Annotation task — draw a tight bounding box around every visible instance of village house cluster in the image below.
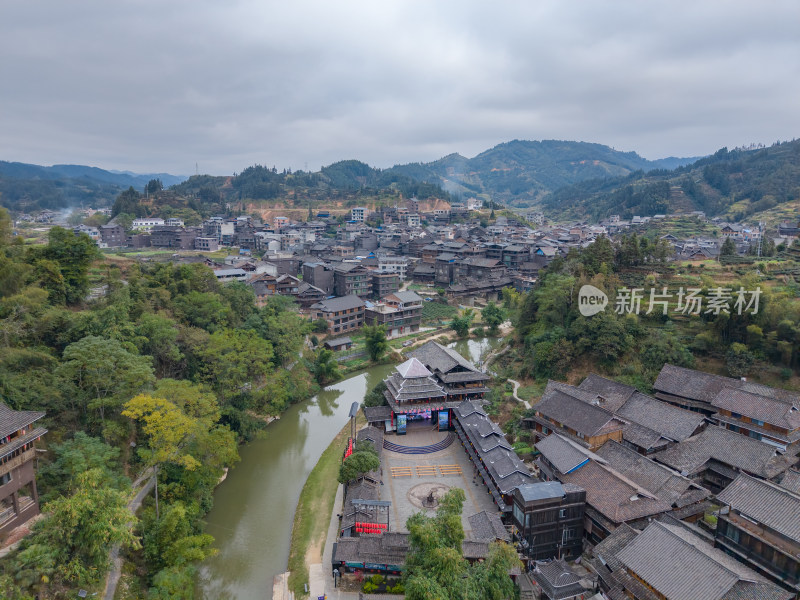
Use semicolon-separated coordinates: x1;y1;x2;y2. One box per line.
334;342;799;600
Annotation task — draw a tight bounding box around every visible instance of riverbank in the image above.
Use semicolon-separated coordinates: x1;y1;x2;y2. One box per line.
287;412;363;598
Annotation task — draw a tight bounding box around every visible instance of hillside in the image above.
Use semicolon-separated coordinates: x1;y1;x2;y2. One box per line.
0;161;187;212
387;140;698;206
541;140;800;223
1;139;698;214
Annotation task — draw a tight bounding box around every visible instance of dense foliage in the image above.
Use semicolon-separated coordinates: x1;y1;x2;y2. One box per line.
513;233;800;388
544;140;800;221
0;215;314;598
403;488;521;600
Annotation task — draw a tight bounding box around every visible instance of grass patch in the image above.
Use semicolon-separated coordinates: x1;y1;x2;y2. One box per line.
421;301;457;324
287;415;362;599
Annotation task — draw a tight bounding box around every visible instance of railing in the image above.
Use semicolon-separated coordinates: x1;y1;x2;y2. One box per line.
0;505;15;526
0;448;36;478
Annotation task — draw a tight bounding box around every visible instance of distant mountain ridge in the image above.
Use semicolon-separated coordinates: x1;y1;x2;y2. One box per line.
0;161;187;212
0;140;703;213
0;161;186;188
385;140;700;206
540;140;800;223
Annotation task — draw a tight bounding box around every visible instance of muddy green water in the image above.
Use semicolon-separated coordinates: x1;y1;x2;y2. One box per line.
196;336;503;599
196;363;395;600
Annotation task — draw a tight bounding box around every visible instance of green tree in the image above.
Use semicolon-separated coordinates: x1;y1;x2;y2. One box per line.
14;468;139;588
57;336;155;423
640;328;695;372
123;394;203;518
173;291;231;333
363;323;389;361
39;226;101;304
451;309;475;338
720;237;737;257
194;329;274;403
481;302;505;334
313;348;341;385
146;179;164;195
726;342;755;378
112;186;143;218
135;314;184;378
404;488;520;600
338;450;380;484
582;234;614;275
38;432;128;502
363;380;388;407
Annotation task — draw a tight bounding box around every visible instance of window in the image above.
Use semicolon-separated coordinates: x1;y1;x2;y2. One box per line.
0;473;10;486
512;503;524;527
752;419;764;427
559;509;567;519
726;525;741;544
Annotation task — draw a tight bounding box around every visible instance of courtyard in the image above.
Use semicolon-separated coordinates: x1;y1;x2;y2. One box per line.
378;420;501;535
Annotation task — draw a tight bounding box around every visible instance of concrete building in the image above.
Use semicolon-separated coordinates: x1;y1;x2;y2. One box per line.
310;295;366;335
511;482;586;562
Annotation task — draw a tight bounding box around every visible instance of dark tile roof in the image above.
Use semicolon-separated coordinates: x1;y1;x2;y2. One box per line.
778;469;800;494
654;364;800;407
311;294;365;312
454;400;485;419
468;510;511;542
531;559;585;600
333;533;409;565
461;540;490;560
534;385;623;438
617;392;706;442
621;421;669;453
652;426;798;480
408;341;481;375
0;403;45;439
325;336;352;347
0;426;48;461
559;460;672;524
363;405;393;422
616;521;789;600
590;522;639;572
716;473;800;544
578;374;637;412
535;433;599;474
391;290;422;304
595;441;710;507
385;372;446;403
711;387;800;431
356;426;384;456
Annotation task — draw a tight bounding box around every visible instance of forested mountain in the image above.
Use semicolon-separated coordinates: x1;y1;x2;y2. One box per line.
386;140;698;206
541;140;800;222
0;161;186;212
1;139;697;214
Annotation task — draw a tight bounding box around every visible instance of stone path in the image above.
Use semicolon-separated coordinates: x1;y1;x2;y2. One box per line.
507;378;531;409
102;467;155;600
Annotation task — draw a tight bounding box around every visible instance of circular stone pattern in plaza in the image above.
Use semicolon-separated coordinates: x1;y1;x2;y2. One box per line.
407;482;451;510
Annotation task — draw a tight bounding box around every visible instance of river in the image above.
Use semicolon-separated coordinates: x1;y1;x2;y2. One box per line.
196;362;395;600
196;336;503;599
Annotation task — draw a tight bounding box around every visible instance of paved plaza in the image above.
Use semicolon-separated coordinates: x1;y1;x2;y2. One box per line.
379;420;500;536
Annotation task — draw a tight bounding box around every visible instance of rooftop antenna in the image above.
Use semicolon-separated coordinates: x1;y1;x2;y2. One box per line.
196;162;199;176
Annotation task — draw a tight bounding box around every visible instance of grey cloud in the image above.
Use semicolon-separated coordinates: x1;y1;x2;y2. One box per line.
1;0;798;174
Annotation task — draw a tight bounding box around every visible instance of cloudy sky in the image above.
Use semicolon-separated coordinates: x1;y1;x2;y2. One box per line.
2;1;799;175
